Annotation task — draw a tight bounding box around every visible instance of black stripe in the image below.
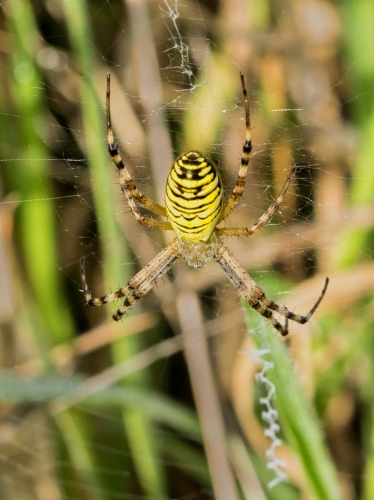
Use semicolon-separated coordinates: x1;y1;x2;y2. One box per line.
169;188;221;202
167;193;221;211
170;205;222;222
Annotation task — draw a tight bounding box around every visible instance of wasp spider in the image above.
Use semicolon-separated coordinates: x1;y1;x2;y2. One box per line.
80;73;328;336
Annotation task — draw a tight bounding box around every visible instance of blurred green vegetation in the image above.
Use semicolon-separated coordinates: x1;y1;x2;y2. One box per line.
0;0;374;499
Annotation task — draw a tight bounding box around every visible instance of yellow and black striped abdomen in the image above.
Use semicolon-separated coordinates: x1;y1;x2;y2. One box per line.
165;151;223;242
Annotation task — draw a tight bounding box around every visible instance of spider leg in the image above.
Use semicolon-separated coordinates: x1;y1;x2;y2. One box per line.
216;166;296;237
252;301;290;336
262;277;329;326
80;240;180;318
214;244;328;336
218;72;252;223
113;242;180;320
106;73;171;230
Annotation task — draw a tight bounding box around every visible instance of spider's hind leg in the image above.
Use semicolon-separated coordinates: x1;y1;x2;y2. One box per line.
252;300;290;336
214;244;328;336
80;240;180;319
113;278;155;321
262;277;329;326
80;256;133;307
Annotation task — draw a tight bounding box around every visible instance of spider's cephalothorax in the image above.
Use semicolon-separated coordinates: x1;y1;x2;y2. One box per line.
80;72;328;335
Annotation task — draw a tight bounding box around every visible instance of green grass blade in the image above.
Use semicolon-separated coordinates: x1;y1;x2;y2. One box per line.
0;371;201;441
332;0;374;268
55;410;105;500
6;0;74;345
61;2;168;495
246;307;342;500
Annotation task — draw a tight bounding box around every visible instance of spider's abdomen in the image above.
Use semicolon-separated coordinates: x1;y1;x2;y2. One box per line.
165;151;223;242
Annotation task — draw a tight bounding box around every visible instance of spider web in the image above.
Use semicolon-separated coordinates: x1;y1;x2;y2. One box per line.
0;0;369;499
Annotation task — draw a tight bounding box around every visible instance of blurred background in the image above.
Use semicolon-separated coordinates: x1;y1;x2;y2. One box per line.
0;0;374;498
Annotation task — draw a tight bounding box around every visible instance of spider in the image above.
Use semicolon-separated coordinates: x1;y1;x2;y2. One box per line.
80;72;328;336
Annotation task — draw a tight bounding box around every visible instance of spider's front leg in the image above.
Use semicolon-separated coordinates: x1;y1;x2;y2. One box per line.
218;72;252;223
106;73;172;231
80;240;180;320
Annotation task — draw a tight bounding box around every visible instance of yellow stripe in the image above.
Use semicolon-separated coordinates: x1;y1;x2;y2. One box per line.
165;151;223;242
